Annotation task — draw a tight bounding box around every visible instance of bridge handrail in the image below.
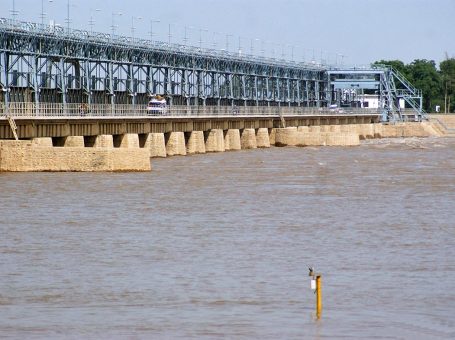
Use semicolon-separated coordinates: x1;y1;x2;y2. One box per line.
0;102;381;118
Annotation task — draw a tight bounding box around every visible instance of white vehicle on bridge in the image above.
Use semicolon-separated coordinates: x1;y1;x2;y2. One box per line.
147;95;167;115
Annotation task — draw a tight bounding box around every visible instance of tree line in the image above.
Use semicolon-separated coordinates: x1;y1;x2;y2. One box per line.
372;58;455;113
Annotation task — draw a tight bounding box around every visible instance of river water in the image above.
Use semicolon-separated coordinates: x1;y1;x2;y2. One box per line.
1;137;455;339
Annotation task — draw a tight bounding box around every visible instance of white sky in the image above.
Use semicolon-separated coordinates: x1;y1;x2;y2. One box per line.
6;0;455;67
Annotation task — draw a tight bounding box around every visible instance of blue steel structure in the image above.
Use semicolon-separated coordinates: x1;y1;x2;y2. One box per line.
0;18;424;121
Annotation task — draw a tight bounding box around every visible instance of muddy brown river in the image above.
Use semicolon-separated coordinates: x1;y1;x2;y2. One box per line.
1;137;454;338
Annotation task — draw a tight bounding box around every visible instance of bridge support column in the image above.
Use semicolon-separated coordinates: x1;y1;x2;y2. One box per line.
256;128;270;148
116;134;140;148
269;128;276;145
31;137;53;147
94;135;114;148
241;128;257;149
186;131;206;154
205;129;225;152
275;127;298;147
145;133;166;158
166;132;186;156
224;129;241;151
373;123;383;138
63;136;85;147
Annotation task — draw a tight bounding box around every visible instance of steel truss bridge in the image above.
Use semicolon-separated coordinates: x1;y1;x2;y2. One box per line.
0;18;425;122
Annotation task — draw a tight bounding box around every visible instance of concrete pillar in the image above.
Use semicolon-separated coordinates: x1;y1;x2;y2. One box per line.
224;129;241;151
269;128;276;145
94;135;114;148
205;129;225;152
64;136;85;147
373;123;383;138
166;132;186;156
119;133;140;148
256;128;270;148
145;133;166;158
275;127;297;147
32;137;53;147
186;131;206;154
241;128;257;149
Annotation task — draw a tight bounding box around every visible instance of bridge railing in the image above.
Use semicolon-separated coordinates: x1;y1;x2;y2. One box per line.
0;102;381;117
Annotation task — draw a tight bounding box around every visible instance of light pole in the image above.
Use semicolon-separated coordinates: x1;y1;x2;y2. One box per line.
168;23;174;45
250;38;260;56
131;16;142;39
199;28;208;49
212;31;221;49
10;0;19;21
111;11;122;37
184;25;193;45
65;0;70;31
40;0;54;26
149;19;160;41
225;34;232;52
89;8;100;33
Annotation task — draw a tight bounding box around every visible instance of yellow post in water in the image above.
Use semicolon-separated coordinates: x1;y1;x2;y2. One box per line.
316;274;322;319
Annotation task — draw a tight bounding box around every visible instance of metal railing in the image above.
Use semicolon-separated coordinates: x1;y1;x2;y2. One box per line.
0;102;381;118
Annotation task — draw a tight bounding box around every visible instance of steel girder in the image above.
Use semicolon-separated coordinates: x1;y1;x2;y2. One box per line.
0;18;328;109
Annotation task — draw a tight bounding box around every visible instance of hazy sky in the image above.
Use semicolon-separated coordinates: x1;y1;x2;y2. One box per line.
6;0;455;67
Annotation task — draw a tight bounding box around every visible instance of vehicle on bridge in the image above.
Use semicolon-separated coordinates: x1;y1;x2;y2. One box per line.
147;95;167;115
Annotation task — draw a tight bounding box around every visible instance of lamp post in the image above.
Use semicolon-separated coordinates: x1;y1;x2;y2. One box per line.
40;0;54;26
111;11;122;37
10;0;19;21
149;19;160;41
168;23;175;45
89;8;100;33
250;38;260;56
225;34;232;52
199;28;208;49
184;25;193;45
65;0;71;31
131;16;142;39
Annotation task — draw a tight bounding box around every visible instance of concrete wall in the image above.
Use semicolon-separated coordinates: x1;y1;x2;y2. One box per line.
0;140;150;172
0;121;445;172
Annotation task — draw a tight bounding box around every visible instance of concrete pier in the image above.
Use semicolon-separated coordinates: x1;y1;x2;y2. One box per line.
32;137;53;147
94;134;114;148
205;129;225;152
269;128;277;146
275;127;298;147
0;113;447;172
256;128;271;148
0;140;150;172
186;131;206;154
166;132;186;156
146;133;166;158
63;136;85;147
118;133;140;148
241;128;257;149
224;129;241;151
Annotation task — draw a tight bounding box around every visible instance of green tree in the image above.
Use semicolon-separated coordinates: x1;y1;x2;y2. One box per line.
407;59;442;111
440;58;455;113
372;59;410;79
